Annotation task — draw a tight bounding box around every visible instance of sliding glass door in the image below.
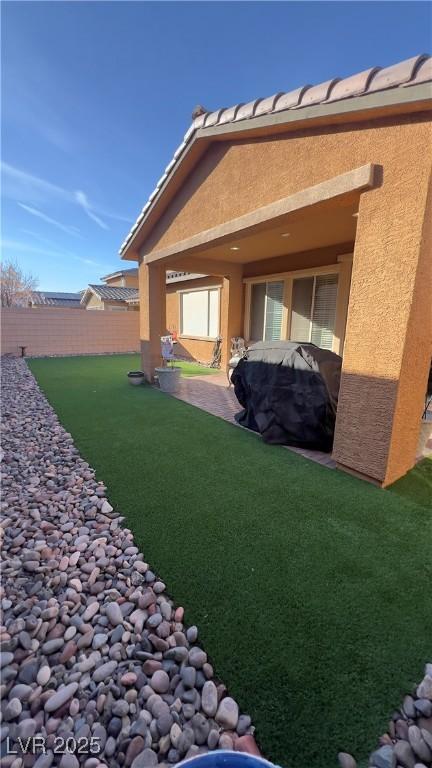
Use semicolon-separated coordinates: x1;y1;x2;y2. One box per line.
248;272;339;351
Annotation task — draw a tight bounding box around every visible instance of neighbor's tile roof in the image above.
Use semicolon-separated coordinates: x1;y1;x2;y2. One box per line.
119;54;432;257
100;267;138;281
31;291;82;307
86;285;139;301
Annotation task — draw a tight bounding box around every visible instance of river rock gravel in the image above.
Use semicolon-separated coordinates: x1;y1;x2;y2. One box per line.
0;356;259;766
338;677;432;766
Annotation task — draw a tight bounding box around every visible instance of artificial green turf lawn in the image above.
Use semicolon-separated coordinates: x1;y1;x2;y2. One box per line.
131;356;218;377
28;354;432;768
387;456;432;510
171;360;219;377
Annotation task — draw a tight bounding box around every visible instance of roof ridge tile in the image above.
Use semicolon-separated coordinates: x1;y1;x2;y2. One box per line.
294;78;341;108
255;92;285;117
218;103;245;124
403;55;432;87
235;98;265;122
325;67;381;103
273;85;312;113
367;54;427;93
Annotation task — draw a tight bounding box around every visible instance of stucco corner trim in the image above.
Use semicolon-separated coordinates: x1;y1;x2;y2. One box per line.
143;163;379;265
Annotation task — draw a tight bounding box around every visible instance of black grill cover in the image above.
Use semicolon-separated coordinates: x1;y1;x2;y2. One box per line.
231;341;342;452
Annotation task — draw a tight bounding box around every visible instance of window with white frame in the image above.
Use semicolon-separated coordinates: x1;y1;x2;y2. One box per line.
249;281;284;342
180;288;219;338
290;273;338;350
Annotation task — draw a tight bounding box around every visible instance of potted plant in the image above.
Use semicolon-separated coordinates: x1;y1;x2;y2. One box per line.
155;335;181;393
155;359;181;393
127;370;145;386
417;364;432;456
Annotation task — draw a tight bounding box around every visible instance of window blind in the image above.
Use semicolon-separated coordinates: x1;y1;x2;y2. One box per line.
264;281;284;341
250;283;266;341
290;277;313;341
181;289;219;337
310;274;338;350
250;281;284;341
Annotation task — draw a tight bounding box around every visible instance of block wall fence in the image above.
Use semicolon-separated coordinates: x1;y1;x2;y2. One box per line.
1;307;140;357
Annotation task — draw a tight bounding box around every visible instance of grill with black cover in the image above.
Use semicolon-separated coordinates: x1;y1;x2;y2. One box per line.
231;341;342;452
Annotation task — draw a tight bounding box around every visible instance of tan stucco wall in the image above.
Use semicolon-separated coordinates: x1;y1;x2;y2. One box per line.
85;293;137;312
105;274;139;288
1;307;140;357
142;115;431;254
332;156;431;485
86;293;104;309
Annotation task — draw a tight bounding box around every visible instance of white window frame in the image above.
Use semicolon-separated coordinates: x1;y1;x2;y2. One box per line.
178;285;221;340
244;261;351;354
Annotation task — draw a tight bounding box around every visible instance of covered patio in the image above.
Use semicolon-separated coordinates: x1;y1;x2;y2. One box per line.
132;162;429;488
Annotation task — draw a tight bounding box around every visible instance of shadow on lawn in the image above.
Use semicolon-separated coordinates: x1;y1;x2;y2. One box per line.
388;457;432;510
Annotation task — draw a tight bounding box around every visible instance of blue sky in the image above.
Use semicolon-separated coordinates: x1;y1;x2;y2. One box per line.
2;1;431;292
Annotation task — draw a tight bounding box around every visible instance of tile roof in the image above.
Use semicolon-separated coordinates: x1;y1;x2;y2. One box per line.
120;54;431;257
100;267;138;281
31;291;82;307
84;285;139;301
81;273;205;307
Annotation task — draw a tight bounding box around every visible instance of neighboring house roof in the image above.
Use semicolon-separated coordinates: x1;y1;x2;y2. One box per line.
31;291;83;308
100;267;138;281
119;54;432;258
81;273;207;307
81;285;139;305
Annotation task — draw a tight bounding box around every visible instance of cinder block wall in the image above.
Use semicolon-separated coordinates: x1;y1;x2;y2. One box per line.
1;307;140;357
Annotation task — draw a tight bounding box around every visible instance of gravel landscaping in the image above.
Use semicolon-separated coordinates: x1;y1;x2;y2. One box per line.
2;354;431;768
0;356;258;766
339;664;432;767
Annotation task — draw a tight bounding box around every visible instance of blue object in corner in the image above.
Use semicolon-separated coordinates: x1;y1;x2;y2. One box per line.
178;750;281;768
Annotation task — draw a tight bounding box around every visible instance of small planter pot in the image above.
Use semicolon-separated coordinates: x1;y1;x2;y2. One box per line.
127;371;145;386
417;418;432;456
155;366;181;394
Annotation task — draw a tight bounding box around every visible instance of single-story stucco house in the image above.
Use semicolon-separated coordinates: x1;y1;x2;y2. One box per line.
119;54;432;488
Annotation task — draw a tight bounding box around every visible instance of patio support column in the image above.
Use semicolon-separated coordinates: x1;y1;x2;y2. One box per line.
332;171;431;487
220;266;244;368
139;260;166;382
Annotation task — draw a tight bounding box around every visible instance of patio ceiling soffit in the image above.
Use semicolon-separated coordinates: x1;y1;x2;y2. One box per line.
141;163;378;267
119;54;431;261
